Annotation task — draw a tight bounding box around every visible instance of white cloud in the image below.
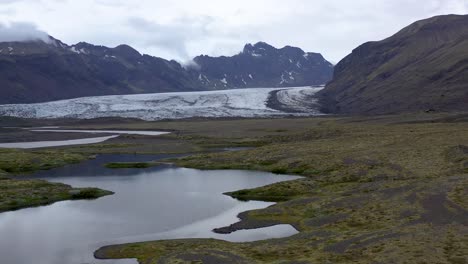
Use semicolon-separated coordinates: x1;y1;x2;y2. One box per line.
1;0;467;62
125;15;259;61
126;16;214;60
0;21;50;42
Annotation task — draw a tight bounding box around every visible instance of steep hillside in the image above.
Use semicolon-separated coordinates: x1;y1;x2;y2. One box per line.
318;15;468;114
0;39;333;104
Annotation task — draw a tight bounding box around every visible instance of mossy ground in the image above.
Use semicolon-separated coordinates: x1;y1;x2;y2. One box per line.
0;148;87;174
0;148;111;211
92;114;468;264
0;177;113;212
1;114;467;263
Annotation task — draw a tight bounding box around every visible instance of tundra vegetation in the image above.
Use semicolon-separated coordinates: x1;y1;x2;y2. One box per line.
0;149;112;212
0;114;467;263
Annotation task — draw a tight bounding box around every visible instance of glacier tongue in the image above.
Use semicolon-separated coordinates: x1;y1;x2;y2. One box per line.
0;86;324;121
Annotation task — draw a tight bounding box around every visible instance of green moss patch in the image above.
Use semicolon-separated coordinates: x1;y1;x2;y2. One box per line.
0;178;113;212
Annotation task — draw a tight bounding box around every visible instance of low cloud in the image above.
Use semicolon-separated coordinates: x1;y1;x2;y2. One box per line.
127;16;216;61
0;22;50;42
1;0;466;62
181;59;201;70
125;15;258;62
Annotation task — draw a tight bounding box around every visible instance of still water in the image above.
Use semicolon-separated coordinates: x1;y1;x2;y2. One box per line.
0;129;169;149
29;129;170;136
0;154;300;264
0;135;119;149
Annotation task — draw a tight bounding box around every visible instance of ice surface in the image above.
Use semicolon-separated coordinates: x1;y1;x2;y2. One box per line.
0;87;325;121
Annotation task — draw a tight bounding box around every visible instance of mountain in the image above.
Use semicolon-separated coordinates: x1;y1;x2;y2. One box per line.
193;42;333;89
0;38;333;104
0;37;204;104
318;14;468;114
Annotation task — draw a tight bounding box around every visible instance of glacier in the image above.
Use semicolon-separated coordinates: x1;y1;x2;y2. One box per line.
0;86;324;121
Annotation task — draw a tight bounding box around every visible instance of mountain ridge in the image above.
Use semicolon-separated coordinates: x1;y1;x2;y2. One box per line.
194;42;333;89
0;38;333;104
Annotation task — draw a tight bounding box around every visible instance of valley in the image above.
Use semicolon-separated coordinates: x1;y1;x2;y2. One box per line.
0;10;467;264
0;113;466;263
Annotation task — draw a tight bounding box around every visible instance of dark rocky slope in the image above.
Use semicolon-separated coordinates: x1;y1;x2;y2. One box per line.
318;15;468;114
194;42;333;89
0;38;203;104
0;39;333;104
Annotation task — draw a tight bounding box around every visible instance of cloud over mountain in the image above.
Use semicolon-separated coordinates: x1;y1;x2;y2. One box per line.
0;21;50;43
1;0;467;62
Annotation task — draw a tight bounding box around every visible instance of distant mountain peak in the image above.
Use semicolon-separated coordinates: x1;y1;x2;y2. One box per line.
242;42;310;58
113;44;141;59
280;45;306;56
72;42;106;50
194;42;333;89
47;36;67;47
243;42;276;56
0;35;68;55
252;41;275;50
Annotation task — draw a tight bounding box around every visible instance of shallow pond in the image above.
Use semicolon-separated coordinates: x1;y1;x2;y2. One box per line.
0;154;300;264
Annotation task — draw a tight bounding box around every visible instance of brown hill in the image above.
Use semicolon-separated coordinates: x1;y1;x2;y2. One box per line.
318;14;468;114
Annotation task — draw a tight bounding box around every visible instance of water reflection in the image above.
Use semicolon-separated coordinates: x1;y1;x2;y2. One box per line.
0;155;300;264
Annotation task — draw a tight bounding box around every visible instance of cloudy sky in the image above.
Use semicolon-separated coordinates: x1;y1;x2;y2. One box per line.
0;0;466;63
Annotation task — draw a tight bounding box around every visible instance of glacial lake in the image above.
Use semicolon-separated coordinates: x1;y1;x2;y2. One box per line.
0;154;301;264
